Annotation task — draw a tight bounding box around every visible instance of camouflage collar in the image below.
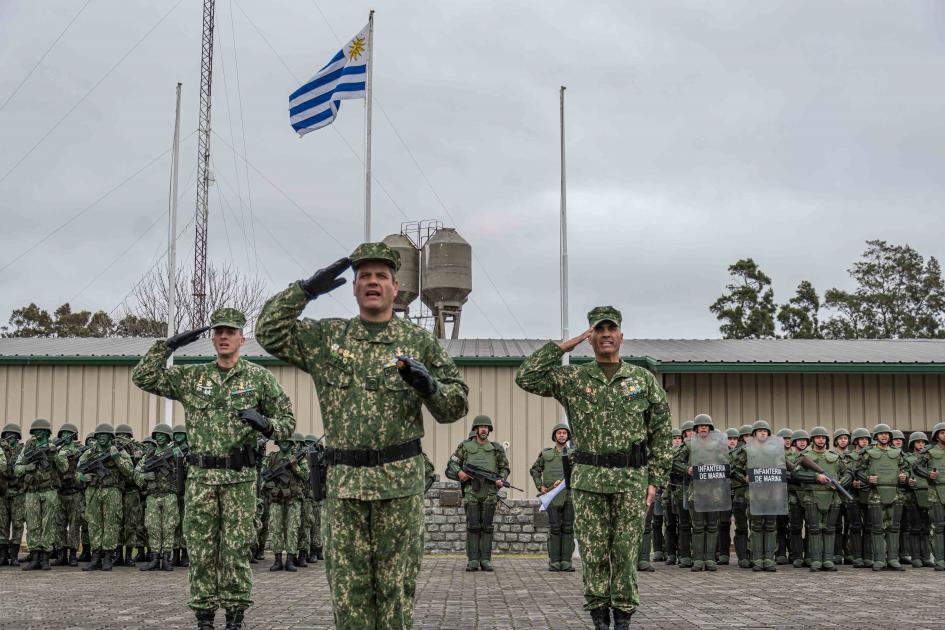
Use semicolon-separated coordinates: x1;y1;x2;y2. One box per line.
346;316;402;343
583;359;636;384
208;357;249;384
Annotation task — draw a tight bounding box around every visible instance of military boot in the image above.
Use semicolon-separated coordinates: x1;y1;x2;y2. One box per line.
39;550;50;570
119;545;133;567
172;548;181;566
161;550;174;571
140;552;161;571
589;607;610;630
180;548;190;567
612;608;633;630
637;529;654;572
77;545;91;562
560;533;576;572
284;553;298;572
9;544;20;567
68;548;78;567
255;546;266;561
102;549;114;571
48;548;64;566
307;549;318;563
690;531;705;571
135;546;147;563
249;546;257;564
269;552;284;572
295;549;308;568
0;544;7;566
465;530;480;571
224;609;244;630
704;528;719;571
886;532;905;571
314;546;323;560
21;549;41;571
479;519;495;572
82;549;102;571
547;532;561;571
750;529;765;571
195;609;215;630
920;534;934;567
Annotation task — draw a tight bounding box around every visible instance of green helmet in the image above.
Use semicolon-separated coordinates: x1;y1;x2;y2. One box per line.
809;426;830;439
151;423;173;438
725;428;739;439
671;428;682;438
739;424;754;437
680;420;694;433
777;428;793;439
115;423;134;437
931;422;945;441
29;418;52;433
471;415;493;431
58;422;79;436
143;437;157;446
1;422;21;437
890;429;905;441
752;420;772;434
292;432;305;443
833;428;851;444
871;423;892;438
172;424;187;435
550;422;571;441
693;414;714;430
851;427;870;441
908;432;929;447
304;434;317;442
791;429;811;443
94;423;115;436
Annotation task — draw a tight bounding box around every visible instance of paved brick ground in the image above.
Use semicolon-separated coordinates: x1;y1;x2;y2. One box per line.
0;554;941;629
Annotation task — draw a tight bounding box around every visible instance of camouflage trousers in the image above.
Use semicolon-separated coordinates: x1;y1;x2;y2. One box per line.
121;489;144;547
183;480;255;613
85;486;122;550
268;499;300;555
324;494;424;630
297;498;312;553
2;493;26;548
0;494;11;545
25;490;59;551
175;494;186;549
57;491;84;550
145;493;180;552
312;501;322;549
573;488;646;613
255;495;270;552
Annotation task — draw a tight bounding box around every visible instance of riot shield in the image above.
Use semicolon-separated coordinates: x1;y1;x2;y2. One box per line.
746;436;788;516
690;430;732;512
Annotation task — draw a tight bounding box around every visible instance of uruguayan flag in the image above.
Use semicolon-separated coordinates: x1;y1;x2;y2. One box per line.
289;24;370;136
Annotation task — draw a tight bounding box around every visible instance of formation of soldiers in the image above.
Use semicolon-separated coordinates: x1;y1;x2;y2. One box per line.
644;416;945;573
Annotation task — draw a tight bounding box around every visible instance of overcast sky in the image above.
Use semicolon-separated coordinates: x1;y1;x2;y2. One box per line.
2;1;944;340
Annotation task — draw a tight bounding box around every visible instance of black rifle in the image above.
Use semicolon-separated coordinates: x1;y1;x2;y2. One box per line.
797;455;854;501
140;451;177;475
21;445;56;467
461;464;523;492
261;458;295;485
78;451;113;477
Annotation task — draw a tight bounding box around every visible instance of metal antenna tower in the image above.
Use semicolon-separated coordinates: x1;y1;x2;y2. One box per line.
191;0;216;329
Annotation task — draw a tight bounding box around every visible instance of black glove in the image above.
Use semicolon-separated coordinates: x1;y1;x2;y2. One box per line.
239;409;273;438
167;326;211;350
300;257;351;300
396;356;437;398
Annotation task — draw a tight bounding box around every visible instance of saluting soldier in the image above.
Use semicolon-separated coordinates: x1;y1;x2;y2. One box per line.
133;307;296;630
530;422;575;572
255;244;468;629
516;306;672;630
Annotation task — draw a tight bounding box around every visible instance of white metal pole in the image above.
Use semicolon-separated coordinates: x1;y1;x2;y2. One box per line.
560;86;569;360
363;10;374;242
164;82;182;427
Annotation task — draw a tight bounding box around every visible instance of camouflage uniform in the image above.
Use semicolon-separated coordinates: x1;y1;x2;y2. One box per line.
515;306;672;621
854;424;910;570
669;424;694;567
904;432;932;568
0;441;7;563
255;244;468;630
172;426;190;565
132;308;296;617
15;429;69;561
116;426;146;564
78;428;134;563
916;423;945;570
447;417;510;572
530;423;575;572
1;424;23;565
56;427;86;565
262;447;309;563
134;440;181;558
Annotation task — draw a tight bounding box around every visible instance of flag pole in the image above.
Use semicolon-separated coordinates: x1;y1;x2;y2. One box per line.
165;81;183;428
363;10;375;242
559;85;569;421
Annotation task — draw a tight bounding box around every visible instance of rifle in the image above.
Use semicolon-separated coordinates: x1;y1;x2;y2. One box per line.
261;457;295;485
461;464;523;492
78;451;114;478
797;455;854;501
140;450;177;475
21;444;57;467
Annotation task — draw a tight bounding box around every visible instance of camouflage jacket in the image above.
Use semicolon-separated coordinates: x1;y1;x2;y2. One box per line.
14;438;68;492
77;444;134;488
255;282;469;501
2;442;23;495
261;450;310;502
515;341;673;493
134;444;179;496
58;441;86;493
132;340;296;486
0;444;6;493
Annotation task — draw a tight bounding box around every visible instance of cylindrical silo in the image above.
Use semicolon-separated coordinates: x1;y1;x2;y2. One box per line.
421;228;471;337
382;233;420;312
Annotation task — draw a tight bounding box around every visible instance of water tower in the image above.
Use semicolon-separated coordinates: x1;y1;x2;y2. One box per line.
421;228;472;339
381;233;420;315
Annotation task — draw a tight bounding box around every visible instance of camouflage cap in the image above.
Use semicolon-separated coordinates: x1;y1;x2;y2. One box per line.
350;242;401;272
209;307;246;330
587;306;621;329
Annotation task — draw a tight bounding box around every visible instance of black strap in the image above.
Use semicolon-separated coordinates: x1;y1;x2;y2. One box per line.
572;444;648;469
187;445;256;471
325;439;422;468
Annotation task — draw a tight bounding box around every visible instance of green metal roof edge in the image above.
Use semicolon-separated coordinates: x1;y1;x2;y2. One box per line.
0;354;942;374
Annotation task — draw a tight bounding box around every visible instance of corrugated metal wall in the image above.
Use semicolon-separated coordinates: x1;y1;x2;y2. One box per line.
3;364;944;498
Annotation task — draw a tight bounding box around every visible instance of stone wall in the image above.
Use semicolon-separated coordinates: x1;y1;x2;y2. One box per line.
423;481;549;554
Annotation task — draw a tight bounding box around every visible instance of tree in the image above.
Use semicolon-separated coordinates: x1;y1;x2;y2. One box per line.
119;262;266;335
2;303;116;338
709;258;777;339
823;240;945;339
777;280;822;339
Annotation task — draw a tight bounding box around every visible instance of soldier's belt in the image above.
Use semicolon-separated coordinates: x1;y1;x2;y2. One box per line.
324;439;422;468
187;445;256;471
572;445;647;469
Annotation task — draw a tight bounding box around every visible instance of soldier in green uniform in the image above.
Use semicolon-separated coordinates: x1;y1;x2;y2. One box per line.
304;434;325;563
3;424;27;567
663;427;684;565
15;418;69;570
133;307;296;630
675;414;726;573
262;434;310;572
0;433;7;564
516;306;672;630
732;424;753;568
255;245;468;630
916;422;945;570
114;424;146;566
54;423;84;567
530;422;574;572
0;424;13;566
855;423;909;571
289;432;311;569
134;423;182;571
670;420;695;568
446;416;510;572
831;428;853;565
732;420;782;571
716;427;740;565
171;424;190;567
799;426;849;571
904;431;932;568
78;423;133;571
889;429;912;565
773;428;793;563
786;429;814;568
849;427;873;567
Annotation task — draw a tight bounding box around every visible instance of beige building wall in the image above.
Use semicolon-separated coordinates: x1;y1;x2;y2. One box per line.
3;363;944;498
